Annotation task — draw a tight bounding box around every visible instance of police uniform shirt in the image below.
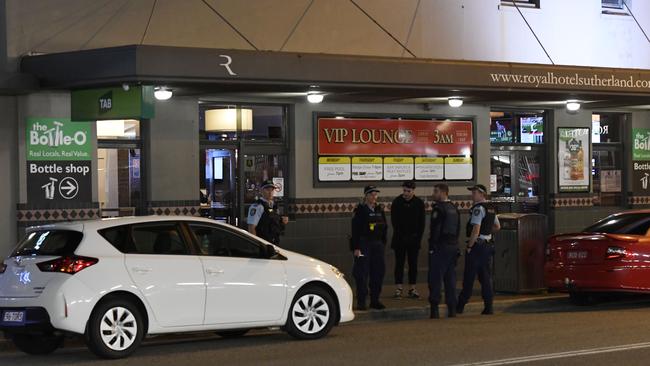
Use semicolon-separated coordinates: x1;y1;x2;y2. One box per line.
247;198;274;226
470;204;500;240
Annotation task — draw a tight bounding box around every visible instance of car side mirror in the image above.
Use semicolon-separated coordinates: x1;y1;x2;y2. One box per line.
264;244;277;258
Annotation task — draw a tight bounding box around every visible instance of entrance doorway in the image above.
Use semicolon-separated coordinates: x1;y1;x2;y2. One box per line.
490;148;544;213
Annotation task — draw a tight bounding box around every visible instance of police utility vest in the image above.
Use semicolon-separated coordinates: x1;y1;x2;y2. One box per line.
357;203;387;241
465;202;496;238
432;201;460;244
256;199;283;244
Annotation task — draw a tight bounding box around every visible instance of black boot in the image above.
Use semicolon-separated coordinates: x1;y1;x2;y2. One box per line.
430;305;440;319
456;301;465;314
481;302;493;315
447;306;457;318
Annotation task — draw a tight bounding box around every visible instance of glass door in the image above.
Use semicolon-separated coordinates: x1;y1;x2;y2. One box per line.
200;147;238;224
98;147;143;217
490;148;545;213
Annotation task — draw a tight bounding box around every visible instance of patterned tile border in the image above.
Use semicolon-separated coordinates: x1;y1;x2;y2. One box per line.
550;196;595;208
147;206;201;216
629;196;650;205
288;197;474;217
17;208;102;224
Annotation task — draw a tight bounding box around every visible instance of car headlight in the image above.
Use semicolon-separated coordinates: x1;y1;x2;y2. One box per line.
331;266;343;278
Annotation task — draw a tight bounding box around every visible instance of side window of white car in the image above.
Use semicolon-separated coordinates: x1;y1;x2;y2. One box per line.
131;223;191;255
188;224;263;259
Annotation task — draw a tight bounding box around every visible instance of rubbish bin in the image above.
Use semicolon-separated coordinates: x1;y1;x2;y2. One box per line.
493;213;547;293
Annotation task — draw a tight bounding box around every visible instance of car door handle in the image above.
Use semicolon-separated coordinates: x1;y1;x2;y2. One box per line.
131;267;152;274
206;269;224;275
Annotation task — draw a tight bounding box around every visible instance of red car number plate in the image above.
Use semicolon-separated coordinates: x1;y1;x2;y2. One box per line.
567;251;588;259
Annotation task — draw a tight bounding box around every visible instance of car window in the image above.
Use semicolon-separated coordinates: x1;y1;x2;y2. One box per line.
131;223;190;255
98;225;130;252
188;224;263;259
583;213;650;234
625;218;650;236
12;230;83;257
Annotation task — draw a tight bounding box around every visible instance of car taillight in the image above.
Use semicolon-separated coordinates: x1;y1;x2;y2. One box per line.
37;256;98;274
0;262;6;274
605;246;628;260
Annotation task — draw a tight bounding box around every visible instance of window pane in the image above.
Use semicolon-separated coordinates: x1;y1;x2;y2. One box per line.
131;223;189;255
199;104;285;141
584;213;647;234
98;225;130;253
97;119;140;140
12;230;83;257
228;236;263;258
188;224;231;257
602;0;624;9
592;148;622;206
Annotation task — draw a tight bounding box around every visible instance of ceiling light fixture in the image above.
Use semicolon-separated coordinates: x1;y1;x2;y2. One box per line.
566;100;581;111
307;91;324;104
448;97;463;108
154;86;173;101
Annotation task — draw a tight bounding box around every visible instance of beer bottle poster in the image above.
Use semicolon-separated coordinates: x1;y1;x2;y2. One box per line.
557;127;590;192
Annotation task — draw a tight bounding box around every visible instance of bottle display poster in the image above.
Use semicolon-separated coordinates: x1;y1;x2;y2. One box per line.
557;127;590;192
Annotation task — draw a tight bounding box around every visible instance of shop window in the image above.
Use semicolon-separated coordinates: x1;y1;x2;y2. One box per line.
592;113;624;206
501;0;540;8
199;104;286;141
490;111;545;144
97;119;140;140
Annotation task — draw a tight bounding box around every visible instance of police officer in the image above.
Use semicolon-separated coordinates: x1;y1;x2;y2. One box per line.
351;185;387;310
390;181;425;299
428;183;460;319
247;179;289;244
456;184;501;315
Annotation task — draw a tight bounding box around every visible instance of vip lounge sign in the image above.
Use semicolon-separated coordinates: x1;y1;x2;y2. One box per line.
26;118;92;204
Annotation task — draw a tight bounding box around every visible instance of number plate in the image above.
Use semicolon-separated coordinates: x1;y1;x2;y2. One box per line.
2;311;25;324
567;251;588;260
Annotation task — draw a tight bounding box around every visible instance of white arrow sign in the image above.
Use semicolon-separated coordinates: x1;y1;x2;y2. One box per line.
58;177;79;199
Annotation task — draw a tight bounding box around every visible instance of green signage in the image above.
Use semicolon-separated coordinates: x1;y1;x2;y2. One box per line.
26;118;92;161
633;128;650;161
71;85;155;121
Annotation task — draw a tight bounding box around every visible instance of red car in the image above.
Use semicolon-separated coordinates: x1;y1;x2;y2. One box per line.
545;210;650;304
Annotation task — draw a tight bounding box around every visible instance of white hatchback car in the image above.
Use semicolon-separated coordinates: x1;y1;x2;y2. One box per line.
0;216;354;358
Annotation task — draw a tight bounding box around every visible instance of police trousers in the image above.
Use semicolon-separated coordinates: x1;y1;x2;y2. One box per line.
458;239;494;306
353;239;385;305
428;244;458;308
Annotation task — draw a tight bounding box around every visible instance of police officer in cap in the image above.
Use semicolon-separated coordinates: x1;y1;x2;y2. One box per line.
456;184;500;315
351;185;387;310
247;179;289;244
428;183;460;319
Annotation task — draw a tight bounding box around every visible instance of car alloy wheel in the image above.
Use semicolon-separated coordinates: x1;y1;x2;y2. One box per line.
100;306;138;351
85;298;144;359
292;294;330;334
286;285;336;340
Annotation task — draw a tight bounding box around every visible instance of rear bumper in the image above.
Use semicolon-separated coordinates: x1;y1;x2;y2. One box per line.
545;262;650;292
0;307;55;334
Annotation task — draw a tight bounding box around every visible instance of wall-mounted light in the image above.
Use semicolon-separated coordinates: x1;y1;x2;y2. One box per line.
205;108;253;131
154;86;173;101
448;97;463;108
566;100;581;112
307;91;324;104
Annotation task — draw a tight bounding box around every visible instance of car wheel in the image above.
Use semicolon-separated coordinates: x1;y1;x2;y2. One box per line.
10;333;63;355
215;329;250;338
85;298;144;359
285;286;336;340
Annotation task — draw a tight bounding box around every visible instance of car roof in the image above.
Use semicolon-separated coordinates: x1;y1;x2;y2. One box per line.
28;216;238;232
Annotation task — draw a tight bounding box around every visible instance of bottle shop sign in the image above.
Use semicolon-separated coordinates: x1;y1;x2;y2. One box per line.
557;127;590;193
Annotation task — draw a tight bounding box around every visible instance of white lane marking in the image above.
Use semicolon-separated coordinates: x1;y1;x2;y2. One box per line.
448;342;650;366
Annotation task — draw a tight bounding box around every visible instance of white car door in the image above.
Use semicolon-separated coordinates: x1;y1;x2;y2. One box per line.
187;223;287;325
124;222;206;327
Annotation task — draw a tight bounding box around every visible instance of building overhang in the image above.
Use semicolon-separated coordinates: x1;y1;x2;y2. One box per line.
20;45;650;108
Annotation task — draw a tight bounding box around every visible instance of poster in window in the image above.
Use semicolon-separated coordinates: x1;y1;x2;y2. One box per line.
520;116;544;144
600;170;621;193
557;127;590;192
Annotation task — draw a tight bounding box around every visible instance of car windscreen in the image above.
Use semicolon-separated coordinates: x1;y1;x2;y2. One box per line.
11;230;83;257
583;213;650;234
